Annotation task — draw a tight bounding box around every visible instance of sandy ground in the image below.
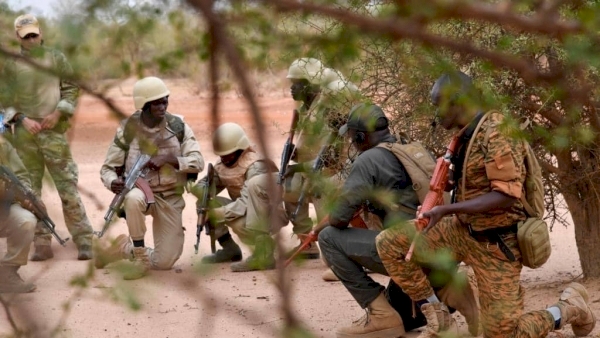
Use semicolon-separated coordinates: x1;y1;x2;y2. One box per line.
1;78;599;338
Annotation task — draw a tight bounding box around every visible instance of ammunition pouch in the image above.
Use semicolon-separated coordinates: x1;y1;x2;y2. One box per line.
517;217;551;269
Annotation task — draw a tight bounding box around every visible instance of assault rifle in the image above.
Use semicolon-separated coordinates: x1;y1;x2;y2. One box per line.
195;163;216;254
290;132;337;221
285;210;367;267
96;153;152;238
278;109;300;185
0;165;70;246
405;129;465;261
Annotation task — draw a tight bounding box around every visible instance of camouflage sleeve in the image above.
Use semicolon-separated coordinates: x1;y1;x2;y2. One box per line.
483;114;525;199
54;50;79;117
100;126;126;190
177;124;204;173
0;137;32;190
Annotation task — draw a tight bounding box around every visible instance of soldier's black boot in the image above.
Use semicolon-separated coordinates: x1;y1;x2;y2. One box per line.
201;234;242;264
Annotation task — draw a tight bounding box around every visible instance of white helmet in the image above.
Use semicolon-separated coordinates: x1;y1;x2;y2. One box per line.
286;58;324;84
213;122;250;156
133;77;170;110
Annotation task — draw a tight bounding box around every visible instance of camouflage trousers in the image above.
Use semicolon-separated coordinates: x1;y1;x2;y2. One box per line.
12;126;93;247
375;216;555;338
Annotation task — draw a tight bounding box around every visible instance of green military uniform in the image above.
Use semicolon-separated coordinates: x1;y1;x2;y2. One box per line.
1;46;94;251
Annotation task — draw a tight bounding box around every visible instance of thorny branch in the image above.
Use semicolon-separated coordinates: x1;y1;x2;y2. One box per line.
186;0;303;333
0;47;128;121
268;0;597;111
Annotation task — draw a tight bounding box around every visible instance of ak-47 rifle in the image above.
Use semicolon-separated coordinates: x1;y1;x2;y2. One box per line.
96;153;152;238
0;165;70;246
277;109;300;185
290;132;337;221
195;163;215;254
404;129;464;261
285;210;367;267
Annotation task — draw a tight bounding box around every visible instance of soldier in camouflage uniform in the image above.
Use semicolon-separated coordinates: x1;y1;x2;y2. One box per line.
0;136;37;293
1;14;93;261
191;122;284;272
283;58;362;275
319;103;479;338
376;71;596;337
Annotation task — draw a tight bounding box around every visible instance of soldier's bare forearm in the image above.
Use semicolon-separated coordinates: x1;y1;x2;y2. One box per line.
440;191;517;216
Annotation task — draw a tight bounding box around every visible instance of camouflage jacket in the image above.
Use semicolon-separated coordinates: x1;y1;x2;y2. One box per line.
455;111;528;231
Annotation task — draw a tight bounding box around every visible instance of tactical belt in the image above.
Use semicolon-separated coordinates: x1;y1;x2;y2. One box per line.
468;224;518;262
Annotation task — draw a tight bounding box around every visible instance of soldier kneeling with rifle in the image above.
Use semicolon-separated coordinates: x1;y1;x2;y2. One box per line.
96;77;203;280
192;123;285;272
317;103;479;338
0;136;39;293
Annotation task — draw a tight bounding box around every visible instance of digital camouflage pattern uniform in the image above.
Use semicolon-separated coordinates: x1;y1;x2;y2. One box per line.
376;111;557;337
1;46;93;249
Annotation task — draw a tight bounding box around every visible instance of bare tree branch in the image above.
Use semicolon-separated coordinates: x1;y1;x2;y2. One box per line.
0;47;128;121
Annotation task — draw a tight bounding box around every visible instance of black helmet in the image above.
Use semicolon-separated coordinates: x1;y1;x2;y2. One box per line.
430;71;474;106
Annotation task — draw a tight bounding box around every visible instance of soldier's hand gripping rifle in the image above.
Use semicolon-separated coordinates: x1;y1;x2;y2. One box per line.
278;109;300;185
0;165;70;246
285;210;367;267
96;153;152;238
404;132;463;261
195;163;215;254
290;132;337;221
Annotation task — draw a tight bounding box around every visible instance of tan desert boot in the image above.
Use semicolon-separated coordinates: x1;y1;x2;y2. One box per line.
417;302;457;338
94;234;131;269
336;292;405;338
322;268;340;282
437;268;480;336
556;282;596;336
0;265;36;293
30;244;53;261
122;247;151;280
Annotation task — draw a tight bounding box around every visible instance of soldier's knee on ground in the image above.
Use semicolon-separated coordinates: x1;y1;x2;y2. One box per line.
148;249;179;270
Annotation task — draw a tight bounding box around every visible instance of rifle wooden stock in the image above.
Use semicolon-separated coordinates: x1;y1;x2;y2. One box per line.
0;165;70;246
405;132;463;261
285;210;367;267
